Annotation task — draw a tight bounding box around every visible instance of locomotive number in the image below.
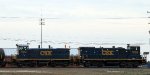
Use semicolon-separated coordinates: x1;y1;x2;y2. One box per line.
20;50;27;53
102;50;113;55
40;51;52;56
132;51;138;54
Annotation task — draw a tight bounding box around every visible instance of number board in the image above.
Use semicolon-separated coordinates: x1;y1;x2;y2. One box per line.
40;51;52;56
20;50;27;53
102;50;114;55
132;51;139;54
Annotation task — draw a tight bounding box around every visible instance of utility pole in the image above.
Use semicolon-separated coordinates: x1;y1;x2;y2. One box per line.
40;18;45;48
146;11;150;61
148;11;150;45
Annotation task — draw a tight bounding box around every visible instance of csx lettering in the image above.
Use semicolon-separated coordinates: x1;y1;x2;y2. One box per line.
40;51;52;56
102;50;113;55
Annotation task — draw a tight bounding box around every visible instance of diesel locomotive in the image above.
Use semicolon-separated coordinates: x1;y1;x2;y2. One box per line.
12;44;70;67
78;44;146;68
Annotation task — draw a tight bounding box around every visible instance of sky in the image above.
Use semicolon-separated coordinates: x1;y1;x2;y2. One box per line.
0;0;149;18
0;0;149;43
0;0;150;59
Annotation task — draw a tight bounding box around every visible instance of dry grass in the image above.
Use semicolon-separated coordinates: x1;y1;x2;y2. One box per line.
0;68;150;75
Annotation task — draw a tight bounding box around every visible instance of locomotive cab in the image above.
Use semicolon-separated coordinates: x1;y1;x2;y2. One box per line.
16;44;29;55
16;44;29;51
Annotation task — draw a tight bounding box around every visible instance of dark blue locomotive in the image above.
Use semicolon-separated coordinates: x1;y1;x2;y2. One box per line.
13;44;70;67
78;44;146;68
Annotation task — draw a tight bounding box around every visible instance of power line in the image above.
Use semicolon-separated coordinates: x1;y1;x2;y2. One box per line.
0;16;146;19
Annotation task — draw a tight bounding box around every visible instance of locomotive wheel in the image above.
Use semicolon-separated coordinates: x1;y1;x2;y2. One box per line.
97;62;104;68
84;62;90;67
0;62;6;67
127;62;133;68
119;62;126;68
51;63;56;67
17;63;23;68
28;63;35;67
37;64;43;67
51;64;56;67
62;62;69;67
1;62;6;67
62;64;67;67
132;62;139;68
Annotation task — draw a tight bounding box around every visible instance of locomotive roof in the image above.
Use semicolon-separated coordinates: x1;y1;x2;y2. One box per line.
79;47;125;49
130;45;140;47
27;48;70;50
16;44;29;47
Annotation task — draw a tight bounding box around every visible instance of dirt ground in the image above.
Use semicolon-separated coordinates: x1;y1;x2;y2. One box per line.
0;68;150;75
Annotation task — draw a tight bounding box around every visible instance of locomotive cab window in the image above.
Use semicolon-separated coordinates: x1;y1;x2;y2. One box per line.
17;45;29;51
20;46;28;50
